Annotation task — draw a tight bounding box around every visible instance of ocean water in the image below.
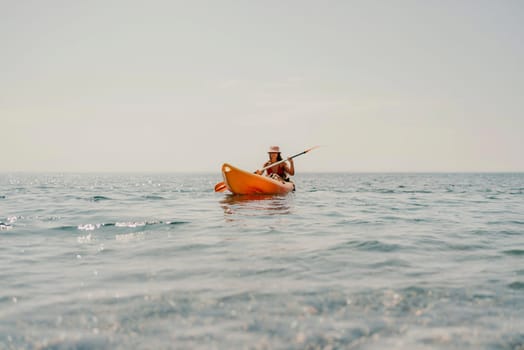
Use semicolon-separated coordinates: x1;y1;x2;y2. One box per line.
1;172;523;349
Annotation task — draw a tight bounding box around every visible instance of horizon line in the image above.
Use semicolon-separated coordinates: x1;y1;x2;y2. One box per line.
1;170;523;175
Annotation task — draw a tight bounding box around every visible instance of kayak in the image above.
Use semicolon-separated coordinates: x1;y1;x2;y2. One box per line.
221;163;295;195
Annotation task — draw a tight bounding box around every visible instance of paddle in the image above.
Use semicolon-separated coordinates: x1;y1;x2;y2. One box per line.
214;146;319;192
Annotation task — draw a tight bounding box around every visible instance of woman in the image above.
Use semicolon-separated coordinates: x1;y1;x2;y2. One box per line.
256;146;295;182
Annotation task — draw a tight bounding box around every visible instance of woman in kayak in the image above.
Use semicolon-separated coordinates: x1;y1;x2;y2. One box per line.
256;146;295;182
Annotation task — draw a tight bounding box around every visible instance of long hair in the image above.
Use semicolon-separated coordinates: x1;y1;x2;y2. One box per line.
267;153;283;162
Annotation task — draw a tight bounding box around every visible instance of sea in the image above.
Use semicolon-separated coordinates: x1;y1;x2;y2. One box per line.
1;172;523;350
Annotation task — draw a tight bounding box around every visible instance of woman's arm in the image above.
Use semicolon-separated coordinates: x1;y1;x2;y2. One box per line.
286;158;295;176
256;161;271;175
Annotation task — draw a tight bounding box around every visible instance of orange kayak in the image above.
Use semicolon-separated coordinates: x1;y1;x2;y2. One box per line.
221;163;295;195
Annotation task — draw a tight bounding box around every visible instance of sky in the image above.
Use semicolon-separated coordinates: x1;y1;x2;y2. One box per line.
1;0;523;173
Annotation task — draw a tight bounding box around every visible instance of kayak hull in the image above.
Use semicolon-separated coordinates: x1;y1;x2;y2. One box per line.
221;163;295;195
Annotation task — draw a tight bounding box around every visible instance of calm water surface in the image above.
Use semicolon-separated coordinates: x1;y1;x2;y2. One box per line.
1;173;523;349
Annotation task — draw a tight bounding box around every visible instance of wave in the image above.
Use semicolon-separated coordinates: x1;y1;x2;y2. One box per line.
83;194;170;202
89;195;112;202
330;240;403;253
52;220;188;233
0;215;19;230
508;281;524;290
0;223;13;230
502;249;524;256
141;195;167;200
488;220;524;225
401;190;433;194
356;188;434;194
368;258;411;268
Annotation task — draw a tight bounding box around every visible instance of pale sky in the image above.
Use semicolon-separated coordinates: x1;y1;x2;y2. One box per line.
2;0;523;172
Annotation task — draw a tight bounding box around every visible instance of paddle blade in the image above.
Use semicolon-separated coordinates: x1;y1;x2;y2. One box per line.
214;181;227;192
304;145;320;154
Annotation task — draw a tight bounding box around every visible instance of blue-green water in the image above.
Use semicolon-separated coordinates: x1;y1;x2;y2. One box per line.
1;173;523;349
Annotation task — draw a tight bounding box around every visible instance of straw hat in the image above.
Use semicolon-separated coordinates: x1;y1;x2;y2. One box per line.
268;146;280;153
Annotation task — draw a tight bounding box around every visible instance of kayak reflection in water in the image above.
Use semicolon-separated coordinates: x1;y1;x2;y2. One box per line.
220;193;292;217
255;146;295;183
